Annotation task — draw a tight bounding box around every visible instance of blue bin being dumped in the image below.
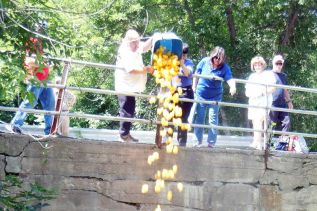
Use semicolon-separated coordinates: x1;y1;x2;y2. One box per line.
151;32;183;65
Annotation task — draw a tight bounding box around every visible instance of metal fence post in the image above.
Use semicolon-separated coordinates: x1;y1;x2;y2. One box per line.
263;84;269;150
50;62;71;134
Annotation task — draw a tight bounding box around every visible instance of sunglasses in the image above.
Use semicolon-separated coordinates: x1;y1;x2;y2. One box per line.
212;56;220;61
275;62;283;66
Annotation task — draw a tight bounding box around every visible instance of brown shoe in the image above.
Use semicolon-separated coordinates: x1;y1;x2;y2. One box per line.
119;134;139;143
127;134;139;142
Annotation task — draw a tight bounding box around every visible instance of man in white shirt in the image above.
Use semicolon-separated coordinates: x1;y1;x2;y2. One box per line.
115;29;153;142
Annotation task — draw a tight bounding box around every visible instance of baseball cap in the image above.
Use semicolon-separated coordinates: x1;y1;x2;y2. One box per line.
273;55;284;64
124;29;140;42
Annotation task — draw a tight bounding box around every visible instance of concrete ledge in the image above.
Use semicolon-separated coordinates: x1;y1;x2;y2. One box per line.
1;133;317;210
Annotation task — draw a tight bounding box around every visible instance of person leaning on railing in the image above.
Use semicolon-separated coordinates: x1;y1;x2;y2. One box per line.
192;46;236;148
269;55;293;133
115;29;154;143
245;56;276;150
171;43;194;147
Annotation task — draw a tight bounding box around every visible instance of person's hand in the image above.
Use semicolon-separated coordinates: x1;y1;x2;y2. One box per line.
24;56;37;75
145;66;154;74
227;79;236;96
287;101;293;109
192;85;197;93
180;58;185;67
229;86;236;96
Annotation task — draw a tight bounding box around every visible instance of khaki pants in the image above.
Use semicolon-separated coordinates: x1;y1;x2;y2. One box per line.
58;114;70;136
251;118;264;149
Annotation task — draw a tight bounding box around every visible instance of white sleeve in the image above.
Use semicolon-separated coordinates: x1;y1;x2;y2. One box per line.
245;74;262;98
267;71;277;85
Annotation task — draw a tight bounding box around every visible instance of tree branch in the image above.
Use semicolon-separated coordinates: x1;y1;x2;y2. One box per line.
280;3;300;47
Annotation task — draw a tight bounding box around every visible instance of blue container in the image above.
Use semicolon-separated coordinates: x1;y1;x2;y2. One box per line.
151;32;183;64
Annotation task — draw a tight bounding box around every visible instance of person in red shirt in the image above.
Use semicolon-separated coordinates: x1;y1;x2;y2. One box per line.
6;21;56;135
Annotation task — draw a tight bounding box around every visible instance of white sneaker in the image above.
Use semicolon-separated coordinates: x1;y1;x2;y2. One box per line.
5;124;13;132
193;142;203;148
249;142;263;150
5;124;22;134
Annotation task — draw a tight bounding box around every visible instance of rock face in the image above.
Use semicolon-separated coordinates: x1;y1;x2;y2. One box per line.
1;133;317;211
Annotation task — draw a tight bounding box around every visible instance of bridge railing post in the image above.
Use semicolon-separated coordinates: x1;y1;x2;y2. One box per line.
50;62;71;135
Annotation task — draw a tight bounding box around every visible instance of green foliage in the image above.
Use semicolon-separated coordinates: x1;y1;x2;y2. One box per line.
0;175;57;210
308;139;317;152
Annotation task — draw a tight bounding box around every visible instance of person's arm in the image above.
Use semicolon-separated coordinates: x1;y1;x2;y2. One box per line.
181;59;193;77
24;56;39;82
129;66;153;75
120;48;153;75
284;89;293;109
245;75;254;98
265;87;276;94
264;71;277;94
227;79;236;96
223;64;236;96
283;74;293;109
192;77;198;92
24;56;37;75
192;59;205;92
142;37;153;53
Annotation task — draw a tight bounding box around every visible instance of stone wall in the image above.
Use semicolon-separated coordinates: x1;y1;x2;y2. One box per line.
1;133;317;211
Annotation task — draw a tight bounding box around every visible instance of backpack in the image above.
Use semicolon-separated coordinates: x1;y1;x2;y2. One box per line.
274;135;308;153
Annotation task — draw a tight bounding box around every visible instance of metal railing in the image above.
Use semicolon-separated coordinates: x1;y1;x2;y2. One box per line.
1;56;317;143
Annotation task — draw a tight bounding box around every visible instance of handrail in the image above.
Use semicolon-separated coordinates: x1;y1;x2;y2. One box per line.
2;56;316;144
235;78;317;94
44;56;125;70
48;83;317;116
1;105;317;139
44;56;317;93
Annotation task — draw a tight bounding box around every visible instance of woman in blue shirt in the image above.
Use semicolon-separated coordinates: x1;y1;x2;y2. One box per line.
193;46;236;147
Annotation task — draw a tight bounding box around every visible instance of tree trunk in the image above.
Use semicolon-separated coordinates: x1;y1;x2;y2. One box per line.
224;2;237;48
223;1;240;134
279;3;300;48
220;109;230;135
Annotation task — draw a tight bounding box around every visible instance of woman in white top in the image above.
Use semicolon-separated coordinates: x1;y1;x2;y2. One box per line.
245;56;276;150
115;29;153;142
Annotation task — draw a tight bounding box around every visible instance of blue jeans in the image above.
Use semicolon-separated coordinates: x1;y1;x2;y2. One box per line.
194;100;220;145
11;84;56;135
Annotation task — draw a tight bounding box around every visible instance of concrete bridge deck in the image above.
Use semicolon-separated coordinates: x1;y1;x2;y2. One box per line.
0;123;252;148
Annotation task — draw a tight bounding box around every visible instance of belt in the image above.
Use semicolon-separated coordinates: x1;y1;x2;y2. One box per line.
178;85;192;91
